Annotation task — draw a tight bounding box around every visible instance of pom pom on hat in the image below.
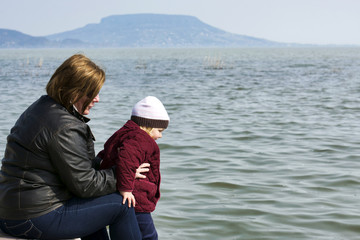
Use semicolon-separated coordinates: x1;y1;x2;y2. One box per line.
131;96;170;129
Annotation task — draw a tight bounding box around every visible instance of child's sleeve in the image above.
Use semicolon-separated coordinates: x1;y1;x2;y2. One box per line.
116;139;143;192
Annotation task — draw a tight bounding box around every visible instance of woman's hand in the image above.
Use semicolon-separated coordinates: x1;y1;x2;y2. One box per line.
136;163;150;179
120;191;136;207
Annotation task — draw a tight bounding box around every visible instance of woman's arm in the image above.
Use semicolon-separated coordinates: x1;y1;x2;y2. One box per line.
48;125;117;198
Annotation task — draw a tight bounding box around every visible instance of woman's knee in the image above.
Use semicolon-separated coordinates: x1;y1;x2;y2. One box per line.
95;193;135;218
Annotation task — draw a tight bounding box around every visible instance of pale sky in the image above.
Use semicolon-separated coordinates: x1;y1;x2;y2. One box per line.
0;0;359;45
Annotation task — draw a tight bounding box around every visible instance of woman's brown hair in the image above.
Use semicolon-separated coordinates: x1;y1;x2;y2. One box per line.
46;54;105;113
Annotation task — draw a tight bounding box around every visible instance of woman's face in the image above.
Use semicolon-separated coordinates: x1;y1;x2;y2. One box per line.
74;94;100;115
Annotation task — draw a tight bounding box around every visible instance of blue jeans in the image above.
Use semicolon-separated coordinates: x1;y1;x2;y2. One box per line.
135;213;158;240
0;193;141;240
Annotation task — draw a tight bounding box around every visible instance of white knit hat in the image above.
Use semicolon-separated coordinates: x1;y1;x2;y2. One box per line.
131;96;170;129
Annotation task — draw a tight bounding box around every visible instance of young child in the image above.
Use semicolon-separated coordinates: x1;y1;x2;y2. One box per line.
98;96;170;240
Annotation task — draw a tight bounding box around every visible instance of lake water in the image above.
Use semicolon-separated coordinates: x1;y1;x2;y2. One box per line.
1;48;360;240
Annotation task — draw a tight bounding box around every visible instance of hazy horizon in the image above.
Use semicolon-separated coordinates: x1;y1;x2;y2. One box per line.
0;0;360;45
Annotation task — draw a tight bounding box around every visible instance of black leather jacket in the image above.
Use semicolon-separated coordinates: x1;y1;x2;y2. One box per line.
0;95;117;220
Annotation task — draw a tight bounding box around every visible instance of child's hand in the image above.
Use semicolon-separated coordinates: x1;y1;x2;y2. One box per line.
120;191;136;207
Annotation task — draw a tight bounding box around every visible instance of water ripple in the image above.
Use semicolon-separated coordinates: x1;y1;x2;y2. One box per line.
2;48;360;239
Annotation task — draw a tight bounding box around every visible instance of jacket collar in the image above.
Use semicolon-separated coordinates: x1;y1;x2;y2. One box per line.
71;105;95;140
71;105;90;123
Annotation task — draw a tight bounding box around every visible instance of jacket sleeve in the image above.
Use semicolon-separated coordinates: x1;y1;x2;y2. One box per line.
116;138;143;192
48;124;117;198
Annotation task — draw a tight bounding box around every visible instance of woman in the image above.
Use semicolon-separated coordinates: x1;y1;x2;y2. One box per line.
0;54;145;240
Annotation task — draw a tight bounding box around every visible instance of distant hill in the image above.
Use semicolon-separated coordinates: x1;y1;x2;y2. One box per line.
0;29;87;48
0;29;50;48
47;14;283;47
1;14;288;48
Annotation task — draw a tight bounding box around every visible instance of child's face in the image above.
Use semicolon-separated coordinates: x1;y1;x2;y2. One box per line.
150;128;164;140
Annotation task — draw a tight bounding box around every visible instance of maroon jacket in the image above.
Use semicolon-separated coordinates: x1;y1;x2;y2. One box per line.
98;120;161;213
